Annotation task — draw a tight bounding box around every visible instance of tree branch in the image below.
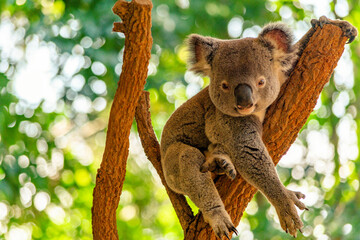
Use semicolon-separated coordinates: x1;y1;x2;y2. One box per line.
91;0;152;239
135;92;194;229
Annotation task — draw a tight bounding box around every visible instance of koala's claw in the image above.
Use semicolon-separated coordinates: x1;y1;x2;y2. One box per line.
290;190;308;211
310;19;318;29
293;191;305;199
347;34;356;44
201;154;237;180
319;15;328;28
311;15;357;43
230;226;239;235
203;207;237;240
214;223;237;240
274;189;307;238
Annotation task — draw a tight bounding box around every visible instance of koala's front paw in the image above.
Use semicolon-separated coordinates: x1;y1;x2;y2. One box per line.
311;16;357;43
200;153;236;180
202;207;238;239
274;189;308;238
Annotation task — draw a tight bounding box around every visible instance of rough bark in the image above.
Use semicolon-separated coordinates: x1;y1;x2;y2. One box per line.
135;24;349;240
91;0;152;239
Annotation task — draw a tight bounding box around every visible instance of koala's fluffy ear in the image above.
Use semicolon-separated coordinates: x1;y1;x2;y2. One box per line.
187;34;218;76
259;23;298;75
259;22;294;52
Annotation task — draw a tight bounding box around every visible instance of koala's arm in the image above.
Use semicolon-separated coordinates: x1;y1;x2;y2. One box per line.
211;116;307;237
204;132;286;200
232;136;307;237
228;128;287;201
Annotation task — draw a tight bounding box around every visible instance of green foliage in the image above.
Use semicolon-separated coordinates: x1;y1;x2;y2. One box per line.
0;0;360;239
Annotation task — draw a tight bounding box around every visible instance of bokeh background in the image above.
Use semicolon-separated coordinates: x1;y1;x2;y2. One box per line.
1;0;360;239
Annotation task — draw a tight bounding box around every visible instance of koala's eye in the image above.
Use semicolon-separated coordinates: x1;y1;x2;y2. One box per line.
257;78;266;88
221;81;230;91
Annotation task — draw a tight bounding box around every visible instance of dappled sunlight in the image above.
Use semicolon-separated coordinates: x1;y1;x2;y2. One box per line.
6;225;32;240
0;202;9;220
0;8;107;238
234;218;253;240
0;0;360;239
228;17;244;38
46;204;66;225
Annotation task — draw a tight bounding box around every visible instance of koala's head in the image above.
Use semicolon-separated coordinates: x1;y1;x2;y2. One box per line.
187;23;298;117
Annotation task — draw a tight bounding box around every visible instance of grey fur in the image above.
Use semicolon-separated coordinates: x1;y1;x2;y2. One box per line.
186;34;219;76
159;19;356;238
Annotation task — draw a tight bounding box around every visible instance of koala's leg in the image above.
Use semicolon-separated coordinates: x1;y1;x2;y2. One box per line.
229;134;307;237
201;144;237;180
162;142;238;239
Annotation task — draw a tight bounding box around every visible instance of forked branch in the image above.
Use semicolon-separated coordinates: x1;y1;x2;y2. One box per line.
93;1;351;238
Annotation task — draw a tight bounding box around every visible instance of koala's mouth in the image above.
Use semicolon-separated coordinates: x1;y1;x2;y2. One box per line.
235;105;256;115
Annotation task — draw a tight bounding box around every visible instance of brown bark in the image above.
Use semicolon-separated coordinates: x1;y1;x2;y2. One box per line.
134;24;348;239
91;0;152;239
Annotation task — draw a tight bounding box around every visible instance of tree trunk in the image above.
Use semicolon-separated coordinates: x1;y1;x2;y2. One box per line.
91;0;152;239
92;0;350;238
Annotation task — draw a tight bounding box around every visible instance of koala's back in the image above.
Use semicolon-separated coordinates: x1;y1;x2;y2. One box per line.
160;87;213;156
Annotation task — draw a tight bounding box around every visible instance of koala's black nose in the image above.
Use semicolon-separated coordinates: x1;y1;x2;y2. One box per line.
234;84;253;109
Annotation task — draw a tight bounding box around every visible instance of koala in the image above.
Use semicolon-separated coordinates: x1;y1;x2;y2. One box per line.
160;17;357;239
